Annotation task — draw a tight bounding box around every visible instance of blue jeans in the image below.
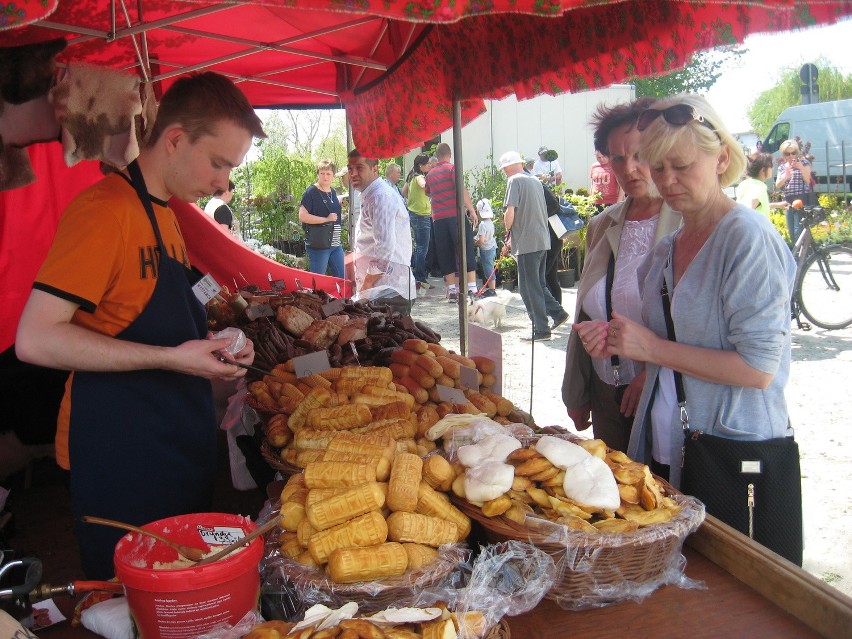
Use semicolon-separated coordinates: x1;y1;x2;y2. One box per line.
306;244;345;279
479;246;497;287
785;205;803;244
517;250;566;335
409;212;431;283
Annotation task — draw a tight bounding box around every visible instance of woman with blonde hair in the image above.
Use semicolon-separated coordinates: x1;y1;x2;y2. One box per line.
574;94;800;563
775;139;812;241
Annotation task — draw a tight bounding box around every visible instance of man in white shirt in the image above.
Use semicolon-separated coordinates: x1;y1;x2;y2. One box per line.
204;180;234;229
348;149;416;316
532;145;563;186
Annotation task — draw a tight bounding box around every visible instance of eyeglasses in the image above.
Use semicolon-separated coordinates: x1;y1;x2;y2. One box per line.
637;104;718;136
783;151;798;156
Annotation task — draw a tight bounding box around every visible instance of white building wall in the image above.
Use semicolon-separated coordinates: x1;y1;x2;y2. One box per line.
426;85;636;190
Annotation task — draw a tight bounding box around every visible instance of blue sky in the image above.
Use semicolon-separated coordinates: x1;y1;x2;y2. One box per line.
706;18;852;133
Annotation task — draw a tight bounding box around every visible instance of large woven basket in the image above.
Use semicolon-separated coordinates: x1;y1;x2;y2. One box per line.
452;488;703;609
264;543;470;616
447;431;705;609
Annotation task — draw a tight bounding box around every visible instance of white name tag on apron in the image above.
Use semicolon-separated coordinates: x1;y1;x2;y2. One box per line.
192;273;222;304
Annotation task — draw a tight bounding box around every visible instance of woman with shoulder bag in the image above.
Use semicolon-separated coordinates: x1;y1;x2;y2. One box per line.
575;95;801;564
299;159;344;278
562;96;681;454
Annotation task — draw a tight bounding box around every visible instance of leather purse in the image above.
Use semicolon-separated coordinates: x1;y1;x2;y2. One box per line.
661;278;803;565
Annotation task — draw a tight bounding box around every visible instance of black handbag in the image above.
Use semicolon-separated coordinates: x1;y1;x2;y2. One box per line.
303;222;334;249
661;279;803;565
303;186;337;249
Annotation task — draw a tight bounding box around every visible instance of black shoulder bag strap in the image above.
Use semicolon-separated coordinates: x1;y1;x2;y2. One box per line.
605;252;621;386
660;276;691;467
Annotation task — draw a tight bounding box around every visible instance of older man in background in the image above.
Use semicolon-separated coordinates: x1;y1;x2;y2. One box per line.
348;149;415;316
501;150;569;341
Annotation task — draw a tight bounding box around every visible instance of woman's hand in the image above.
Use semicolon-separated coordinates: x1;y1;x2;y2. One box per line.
619;369;646;417
606;311;660;364
572;320;609;359
567;404;592;431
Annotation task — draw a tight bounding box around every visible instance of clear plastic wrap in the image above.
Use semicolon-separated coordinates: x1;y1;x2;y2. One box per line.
455;493;706;611
257;494;555;630
261;539;470;618
441;419;528;457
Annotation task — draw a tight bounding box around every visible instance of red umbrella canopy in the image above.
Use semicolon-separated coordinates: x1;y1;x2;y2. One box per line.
3;1;852;155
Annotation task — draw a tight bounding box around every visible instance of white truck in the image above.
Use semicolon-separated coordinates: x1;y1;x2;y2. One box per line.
761;99;852;197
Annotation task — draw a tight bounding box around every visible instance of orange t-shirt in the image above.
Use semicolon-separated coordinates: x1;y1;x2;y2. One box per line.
33;174;192;469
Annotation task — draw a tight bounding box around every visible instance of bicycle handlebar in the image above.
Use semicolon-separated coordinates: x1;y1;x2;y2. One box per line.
799;206;827;228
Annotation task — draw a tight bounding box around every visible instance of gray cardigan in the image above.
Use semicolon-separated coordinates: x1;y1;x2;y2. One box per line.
561;197;682;410
627;204;796;487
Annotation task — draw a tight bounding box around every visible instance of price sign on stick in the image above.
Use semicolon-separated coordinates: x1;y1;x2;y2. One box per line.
436;384;467;404
293;351;332;378
192;273;221;304
458;365;479;391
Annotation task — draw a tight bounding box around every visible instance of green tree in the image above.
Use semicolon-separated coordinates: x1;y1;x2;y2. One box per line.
747;58;852;137
632;49;744;98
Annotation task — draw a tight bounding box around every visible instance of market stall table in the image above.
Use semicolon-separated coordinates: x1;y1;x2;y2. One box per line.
31;515;850;639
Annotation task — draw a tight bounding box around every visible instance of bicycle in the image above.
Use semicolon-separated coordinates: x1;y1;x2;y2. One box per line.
790;205;852;330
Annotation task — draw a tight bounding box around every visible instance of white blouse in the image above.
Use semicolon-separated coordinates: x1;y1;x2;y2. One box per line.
583;215;659;386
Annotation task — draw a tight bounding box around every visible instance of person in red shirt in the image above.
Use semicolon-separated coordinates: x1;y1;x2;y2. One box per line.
589;150;622;213
425;143;479;302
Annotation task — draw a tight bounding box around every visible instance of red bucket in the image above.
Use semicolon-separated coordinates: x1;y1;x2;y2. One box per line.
113;513;263;639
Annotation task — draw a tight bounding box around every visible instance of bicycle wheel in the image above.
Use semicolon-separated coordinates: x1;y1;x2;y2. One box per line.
796;245;852;330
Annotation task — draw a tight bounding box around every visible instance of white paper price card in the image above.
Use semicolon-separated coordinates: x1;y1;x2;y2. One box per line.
293;350;332;378
436;384;467;404
458;365;479;390
197;525;244;546
246;303;275;321
192;273;222;304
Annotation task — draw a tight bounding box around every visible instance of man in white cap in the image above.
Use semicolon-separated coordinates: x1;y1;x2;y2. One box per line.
500;151;569;340
533;145;562;186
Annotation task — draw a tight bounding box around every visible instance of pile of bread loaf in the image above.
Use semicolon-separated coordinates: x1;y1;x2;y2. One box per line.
246;603;489;639
246;344;529;469
277;432;471;584
452;434;681;534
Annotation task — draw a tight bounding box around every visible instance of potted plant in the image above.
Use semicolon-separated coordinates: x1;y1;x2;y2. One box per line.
497;255;517;291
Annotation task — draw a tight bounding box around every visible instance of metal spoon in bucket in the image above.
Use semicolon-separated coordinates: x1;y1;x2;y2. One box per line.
82;516;207;562
194;518;280;566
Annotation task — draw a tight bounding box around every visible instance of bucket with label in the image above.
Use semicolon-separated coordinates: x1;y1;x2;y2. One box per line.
113;512;262;639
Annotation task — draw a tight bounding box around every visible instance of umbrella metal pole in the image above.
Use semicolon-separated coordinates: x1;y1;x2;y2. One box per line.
452;99;469;355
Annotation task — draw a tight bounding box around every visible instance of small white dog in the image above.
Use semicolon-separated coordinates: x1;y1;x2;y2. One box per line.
468;292;510;329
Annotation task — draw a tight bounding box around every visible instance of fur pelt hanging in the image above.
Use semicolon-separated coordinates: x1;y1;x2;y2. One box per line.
0;38;67;191
50;63;142;169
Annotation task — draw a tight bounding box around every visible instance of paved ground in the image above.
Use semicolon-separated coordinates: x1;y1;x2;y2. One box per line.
411;278;852;597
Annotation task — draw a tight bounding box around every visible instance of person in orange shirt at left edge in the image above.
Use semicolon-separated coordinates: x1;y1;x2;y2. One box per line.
15;72;266;580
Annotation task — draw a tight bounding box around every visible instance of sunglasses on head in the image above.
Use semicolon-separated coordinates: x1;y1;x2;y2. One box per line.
637;104;718;135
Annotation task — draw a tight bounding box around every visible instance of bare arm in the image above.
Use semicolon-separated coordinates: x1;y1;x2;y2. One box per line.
298;204;337;225
463;188;477;225
504;205;515;232
16;290;251;380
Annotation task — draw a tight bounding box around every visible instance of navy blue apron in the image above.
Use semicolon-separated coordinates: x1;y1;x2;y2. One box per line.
69;161;217;579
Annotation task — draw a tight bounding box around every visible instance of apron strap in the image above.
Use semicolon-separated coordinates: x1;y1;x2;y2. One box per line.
126;160;167;254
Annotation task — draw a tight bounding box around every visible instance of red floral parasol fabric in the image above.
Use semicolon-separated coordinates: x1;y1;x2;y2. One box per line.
3;1;850;156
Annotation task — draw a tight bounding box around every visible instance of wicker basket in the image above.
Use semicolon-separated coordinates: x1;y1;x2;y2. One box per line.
266;544;470;615
452;489;704;609
260;440;302;476
486;619;511;639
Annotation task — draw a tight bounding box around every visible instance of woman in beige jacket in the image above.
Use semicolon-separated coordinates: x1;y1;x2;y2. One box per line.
562;98;681;452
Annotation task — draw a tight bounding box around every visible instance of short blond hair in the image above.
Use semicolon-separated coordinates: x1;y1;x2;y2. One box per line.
638;94;746;188
316;159;336;174
779;139;800;155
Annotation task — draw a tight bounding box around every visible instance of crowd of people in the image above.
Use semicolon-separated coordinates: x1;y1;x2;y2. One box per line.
11;67;804;578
